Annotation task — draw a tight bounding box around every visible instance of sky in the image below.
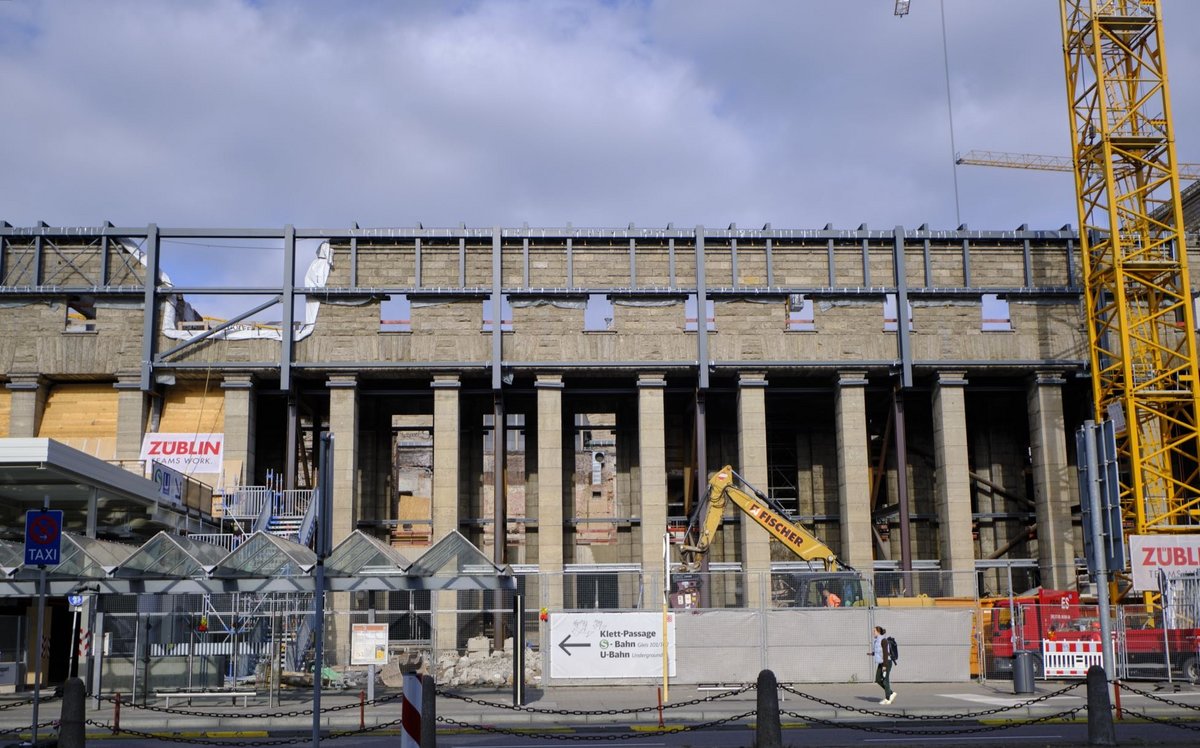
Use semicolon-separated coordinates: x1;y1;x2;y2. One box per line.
2;0;1198;238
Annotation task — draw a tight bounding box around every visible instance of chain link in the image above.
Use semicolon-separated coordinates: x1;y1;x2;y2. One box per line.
780;682;1082;721
437;710;756;740
0;719;59;736
434;684;755;716
0;697;40;711
1114;682;1200;712
1119;706;1200;731
94;691;404;720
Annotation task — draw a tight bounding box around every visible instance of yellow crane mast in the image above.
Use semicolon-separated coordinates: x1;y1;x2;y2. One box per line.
1060;1;1200;551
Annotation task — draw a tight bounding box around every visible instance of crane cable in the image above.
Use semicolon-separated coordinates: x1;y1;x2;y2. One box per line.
940;0;962;226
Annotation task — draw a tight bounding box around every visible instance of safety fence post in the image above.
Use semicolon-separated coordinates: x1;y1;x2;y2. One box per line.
113;692;121;734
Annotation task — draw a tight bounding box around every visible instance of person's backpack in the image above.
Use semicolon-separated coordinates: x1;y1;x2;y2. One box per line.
885;636;899;665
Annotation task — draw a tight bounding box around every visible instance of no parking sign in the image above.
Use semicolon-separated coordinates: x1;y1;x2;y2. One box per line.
25;509;64;566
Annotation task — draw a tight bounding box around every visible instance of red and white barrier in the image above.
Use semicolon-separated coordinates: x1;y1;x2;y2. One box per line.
78;629;93;658
401;671;422;748
1041;639;1102;677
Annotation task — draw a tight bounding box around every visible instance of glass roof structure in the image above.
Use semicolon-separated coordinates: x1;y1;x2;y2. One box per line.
0;528;515;596
112;531;230;578
326;530;411;576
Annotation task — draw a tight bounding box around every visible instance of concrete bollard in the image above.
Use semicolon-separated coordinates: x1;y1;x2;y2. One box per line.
58;676;87;748
1086;665;1116;746
755;669;782;748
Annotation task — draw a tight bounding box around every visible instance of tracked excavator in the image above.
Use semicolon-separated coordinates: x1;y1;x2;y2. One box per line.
677;465;864;607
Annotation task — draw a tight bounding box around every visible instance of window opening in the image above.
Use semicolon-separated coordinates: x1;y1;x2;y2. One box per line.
981;293;1012;331
883;293;912;332
786;294;815;331
482;294;513;332
685;294;715;331
584;293;614;331
380;294;411;332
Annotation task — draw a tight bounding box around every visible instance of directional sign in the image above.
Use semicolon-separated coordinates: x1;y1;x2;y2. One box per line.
549;611;675;679
25;509;64;566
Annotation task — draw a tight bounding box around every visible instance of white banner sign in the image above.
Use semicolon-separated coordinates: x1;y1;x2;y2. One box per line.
140;433;224;474
1130;535;1200;591
350;623;389;666
549;611;675;679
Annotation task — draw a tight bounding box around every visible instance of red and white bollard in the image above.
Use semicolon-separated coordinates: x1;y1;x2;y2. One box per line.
401;671;422;748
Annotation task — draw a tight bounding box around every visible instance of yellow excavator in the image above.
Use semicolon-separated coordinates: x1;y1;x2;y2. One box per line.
679;465;863;607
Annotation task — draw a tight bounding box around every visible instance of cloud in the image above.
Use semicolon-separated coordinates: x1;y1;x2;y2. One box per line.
1;0;1196;233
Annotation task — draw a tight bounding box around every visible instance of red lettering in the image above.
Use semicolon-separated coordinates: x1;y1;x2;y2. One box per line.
1174;547;1189;566
1158;548;1172;565
200;440;219;455
1143;547;1157;566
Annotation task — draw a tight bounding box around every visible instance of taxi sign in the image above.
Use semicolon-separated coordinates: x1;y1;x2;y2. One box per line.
25;509;64;566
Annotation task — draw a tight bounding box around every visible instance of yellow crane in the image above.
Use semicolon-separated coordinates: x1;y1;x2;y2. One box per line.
900;1;1200;606
955;149;1200;182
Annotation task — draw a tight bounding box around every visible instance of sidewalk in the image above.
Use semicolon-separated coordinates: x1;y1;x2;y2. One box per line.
0;679;1196;738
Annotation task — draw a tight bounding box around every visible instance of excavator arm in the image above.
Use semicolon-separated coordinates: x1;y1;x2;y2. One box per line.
679;465;852;572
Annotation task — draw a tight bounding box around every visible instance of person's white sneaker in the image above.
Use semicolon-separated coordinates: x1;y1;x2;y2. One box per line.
886;692;898;704
879;698;889;704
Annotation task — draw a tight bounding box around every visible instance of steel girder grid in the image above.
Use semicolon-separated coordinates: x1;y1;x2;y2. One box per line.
1060;1;1200;539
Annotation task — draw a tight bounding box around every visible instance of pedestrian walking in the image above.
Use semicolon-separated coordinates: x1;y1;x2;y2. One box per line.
871;625;896;704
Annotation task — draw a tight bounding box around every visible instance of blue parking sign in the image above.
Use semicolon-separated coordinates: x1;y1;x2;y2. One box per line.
25;509;64;566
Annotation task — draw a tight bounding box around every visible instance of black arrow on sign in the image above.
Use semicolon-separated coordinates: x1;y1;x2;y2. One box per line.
558;634;592;656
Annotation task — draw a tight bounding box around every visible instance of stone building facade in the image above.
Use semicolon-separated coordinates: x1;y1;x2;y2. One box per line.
5;222;1181;633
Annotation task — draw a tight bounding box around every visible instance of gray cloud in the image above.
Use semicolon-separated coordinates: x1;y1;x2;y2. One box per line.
1;0;1196;233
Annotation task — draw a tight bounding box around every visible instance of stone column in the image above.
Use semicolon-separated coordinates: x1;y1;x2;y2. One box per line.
737;373;771;601
638;373;668;594
114;374;148;462
221;374;256;490
432;375;461;654
325;374;359;665
933;370;975;596
835;371;873;569
325;375;359;546
6;374;46;438
1028;372;1075;590
536;374;565;610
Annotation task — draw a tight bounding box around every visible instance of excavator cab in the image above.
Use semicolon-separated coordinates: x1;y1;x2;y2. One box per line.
780;572;868;608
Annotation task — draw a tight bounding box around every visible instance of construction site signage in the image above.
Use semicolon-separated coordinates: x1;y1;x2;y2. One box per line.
549;611;675;679
150;461;186;507
1130;535;1200;591
139;433;224;474
350;623;389;666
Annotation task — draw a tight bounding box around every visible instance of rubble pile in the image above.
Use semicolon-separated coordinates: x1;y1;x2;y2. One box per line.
434;636;543;688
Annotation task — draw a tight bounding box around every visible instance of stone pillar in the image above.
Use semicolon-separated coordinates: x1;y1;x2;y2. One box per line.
432;375;461;654
638;373;668;594
114;374;148;462
1028;372;1075;589
325;375;359;546
835;371;873;569
737;373;772;599
326;375;359;665
536;374;565;610
6;374;46;438
221;374;256;489
933;370;975;596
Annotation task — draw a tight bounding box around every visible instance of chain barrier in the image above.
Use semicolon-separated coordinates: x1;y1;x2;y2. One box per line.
434;683;755;716
1119;706;1200;732
1113;681;1200;712
84;717;409;746
779;681;1082;721
437;711;756;741
94;691;404;719
780;706;1084;736
0;720;59;736
0;697;41;711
